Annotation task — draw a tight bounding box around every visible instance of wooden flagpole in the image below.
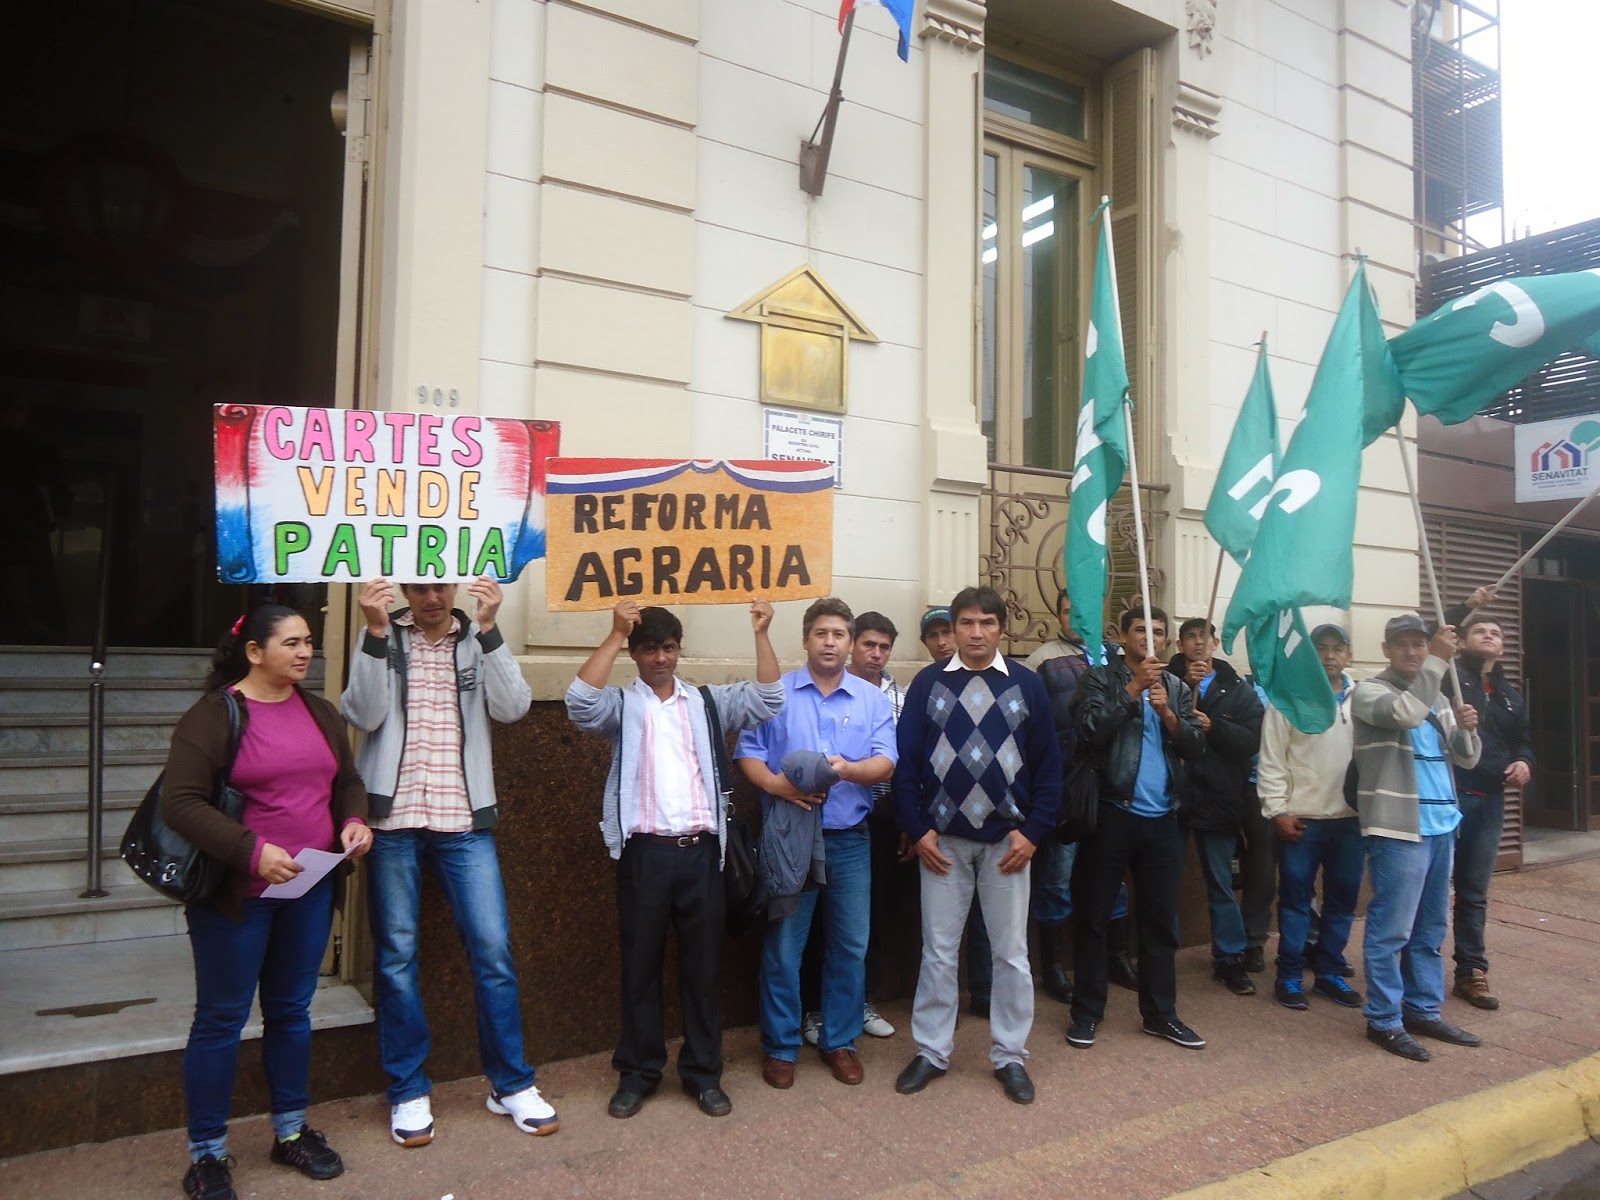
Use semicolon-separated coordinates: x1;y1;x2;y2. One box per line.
1394;422;1465;700
1099;196;1154;635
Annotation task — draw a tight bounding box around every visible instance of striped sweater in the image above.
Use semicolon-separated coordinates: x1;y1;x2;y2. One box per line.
1351;656;1481;842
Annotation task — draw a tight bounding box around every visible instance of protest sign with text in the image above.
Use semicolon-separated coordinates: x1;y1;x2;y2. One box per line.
545;458;833;611
214;403;560;583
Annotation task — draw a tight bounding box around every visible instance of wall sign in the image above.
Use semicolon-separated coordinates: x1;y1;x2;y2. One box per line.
1514;413;1600;503
763;407;843;489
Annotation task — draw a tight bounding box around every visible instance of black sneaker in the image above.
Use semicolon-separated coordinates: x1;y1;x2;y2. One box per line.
1274;978;1309;1010
183;1155;237;1200
1213;960;1256;996
270;1126;345;1181
1243;946;1266;973
1065;1015;1099;1048
1312;975;1363;1008
1143;1016;1207;1049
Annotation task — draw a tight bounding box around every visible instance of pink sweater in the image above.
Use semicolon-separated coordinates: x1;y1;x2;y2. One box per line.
232;691;347;898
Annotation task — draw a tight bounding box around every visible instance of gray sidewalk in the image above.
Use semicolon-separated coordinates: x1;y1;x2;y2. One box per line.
4;856;1599;1200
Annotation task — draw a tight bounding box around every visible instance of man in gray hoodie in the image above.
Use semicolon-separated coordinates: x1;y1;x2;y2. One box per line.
1351;613;1482;1062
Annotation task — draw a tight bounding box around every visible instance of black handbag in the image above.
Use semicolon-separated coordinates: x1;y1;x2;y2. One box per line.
1055;751;1103;844
120;690;248;906
699;685;766;934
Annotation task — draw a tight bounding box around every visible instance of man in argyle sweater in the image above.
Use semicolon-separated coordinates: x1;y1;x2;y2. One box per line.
891;587;1061;1105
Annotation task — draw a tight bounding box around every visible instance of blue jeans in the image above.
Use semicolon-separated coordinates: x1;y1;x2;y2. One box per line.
184;876;334;1160
1187;828;1247;961
1363;833;1454;1030
1453;790;1504;977
1275;817;1363;982
368;828;536;1104
760;826;870;1059
1032;839;1129;927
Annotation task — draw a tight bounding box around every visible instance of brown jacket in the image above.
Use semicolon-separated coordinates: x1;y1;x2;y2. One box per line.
160;686;367;919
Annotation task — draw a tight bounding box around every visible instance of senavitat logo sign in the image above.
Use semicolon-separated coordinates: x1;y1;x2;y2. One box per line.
1515;415;1600;502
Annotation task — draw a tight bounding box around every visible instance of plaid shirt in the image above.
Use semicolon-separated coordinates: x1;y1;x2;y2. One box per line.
872;671;904;804
374;612;472;832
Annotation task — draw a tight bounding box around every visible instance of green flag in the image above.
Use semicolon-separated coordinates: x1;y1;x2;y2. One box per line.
1245;608;1337;733
1223;261;1403;650
1373;269;1600;445
1065;207;1130;658
1204;340;1280;564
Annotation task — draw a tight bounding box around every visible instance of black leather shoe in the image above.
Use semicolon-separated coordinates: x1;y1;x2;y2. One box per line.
1243;945;1266;973
683;1083;732;1117
994;1063;1035;1105
1403;1015;1482;1047
1041;963;1074;1005
894;1055;947;1095
608;1086;653;1118
1367;1025;1431;1062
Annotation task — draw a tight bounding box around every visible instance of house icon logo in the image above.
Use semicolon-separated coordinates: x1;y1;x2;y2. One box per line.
1532;438;1584;473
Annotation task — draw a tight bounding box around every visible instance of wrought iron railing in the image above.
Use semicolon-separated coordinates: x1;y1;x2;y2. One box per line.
980;462;1168;655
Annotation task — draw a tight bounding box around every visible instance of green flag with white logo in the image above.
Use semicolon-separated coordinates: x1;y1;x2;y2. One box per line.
1204;340;1280;564
1224;261;1403;659
1244;608;1337;733
1065;207;1130;659
1374;269;1600;444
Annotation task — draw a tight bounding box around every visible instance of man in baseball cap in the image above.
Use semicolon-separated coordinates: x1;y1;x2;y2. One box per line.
1351;613;1483;1062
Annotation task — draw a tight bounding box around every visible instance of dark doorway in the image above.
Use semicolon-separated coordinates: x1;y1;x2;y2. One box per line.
0;0;351;648
1524;577;1589;832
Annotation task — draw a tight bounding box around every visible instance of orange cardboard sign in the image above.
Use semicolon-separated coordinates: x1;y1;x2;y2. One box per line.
545;459;834;611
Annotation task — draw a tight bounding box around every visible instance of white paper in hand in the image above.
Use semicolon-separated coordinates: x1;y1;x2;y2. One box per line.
261;846;354;899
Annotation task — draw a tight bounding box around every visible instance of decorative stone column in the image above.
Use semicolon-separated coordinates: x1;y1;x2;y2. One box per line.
918;0;989;608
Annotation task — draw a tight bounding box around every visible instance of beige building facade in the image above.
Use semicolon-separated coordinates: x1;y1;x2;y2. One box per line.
397;0;1425;680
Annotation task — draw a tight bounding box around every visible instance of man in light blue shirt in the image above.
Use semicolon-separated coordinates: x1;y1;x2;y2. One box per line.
736;597;897;1090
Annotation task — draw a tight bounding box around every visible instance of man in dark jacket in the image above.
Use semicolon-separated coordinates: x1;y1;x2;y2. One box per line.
1068;606;1207;1052
1449;609;1533;1010
1167;619;1265;997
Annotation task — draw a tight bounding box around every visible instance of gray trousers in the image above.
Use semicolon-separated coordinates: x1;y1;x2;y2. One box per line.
911;835;1033;1069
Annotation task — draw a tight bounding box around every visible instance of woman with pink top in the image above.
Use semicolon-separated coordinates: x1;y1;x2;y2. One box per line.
161;603;370;1200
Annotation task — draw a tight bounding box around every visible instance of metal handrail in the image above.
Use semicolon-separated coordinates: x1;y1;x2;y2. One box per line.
82;475;115;899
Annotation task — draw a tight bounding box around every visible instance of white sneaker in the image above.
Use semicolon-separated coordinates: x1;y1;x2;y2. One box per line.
801;1012;821;1047
486;1084;560;1136
863;1003;895;1038
390;1095;434;1147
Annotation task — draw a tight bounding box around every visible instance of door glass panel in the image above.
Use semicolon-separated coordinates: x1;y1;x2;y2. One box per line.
984;56;1087;141
981;152;999;462
1020;166;1078;470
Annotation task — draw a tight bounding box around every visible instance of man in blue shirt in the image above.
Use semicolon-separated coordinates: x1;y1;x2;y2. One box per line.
1069;607;1206;1052
736;597;897;1089
1352;614;1483;1062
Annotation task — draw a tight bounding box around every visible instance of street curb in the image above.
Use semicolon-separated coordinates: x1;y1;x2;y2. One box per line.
1167;1051;1600;1200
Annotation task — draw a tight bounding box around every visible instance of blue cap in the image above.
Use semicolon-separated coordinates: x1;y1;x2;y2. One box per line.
920;606;951;634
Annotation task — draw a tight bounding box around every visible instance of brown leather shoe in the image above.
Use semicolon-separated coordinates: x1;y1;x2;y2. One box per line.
761;1056;795;1089
1453;969;1500;1010
820;1047;864;1085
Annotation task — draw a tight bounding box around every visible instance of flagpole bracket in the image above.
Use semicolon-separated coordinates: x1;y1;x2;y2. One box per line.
800;11;855;196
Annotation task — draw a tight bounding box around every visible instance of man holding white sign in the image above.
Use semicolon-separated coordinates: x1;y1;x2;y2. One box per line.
342;576;555;1147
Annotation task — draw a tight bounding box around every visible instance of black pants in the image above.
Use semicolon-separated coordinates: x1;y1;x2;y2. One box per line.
614;836;724;1092
1239;783;1276;949
1071;803;1183;1023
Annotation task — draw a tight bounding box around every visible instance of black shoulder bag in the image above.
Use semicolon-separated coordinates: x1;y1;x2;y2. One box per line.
121;690;249;906
700;685;766;935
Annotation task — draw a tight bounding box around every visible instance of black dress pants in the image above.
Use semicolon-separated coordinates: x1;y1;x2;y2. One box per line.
614;835;724;1092
1071;802;1183;1023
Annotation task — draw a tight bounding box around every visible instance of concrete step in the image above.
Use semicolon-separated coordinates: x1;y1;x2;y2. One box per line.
0;836;139;895
0;713;188;756
0;647;216;680
0;790;144;841
0;679;206;716
0;751;165;801
0;885;182;951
